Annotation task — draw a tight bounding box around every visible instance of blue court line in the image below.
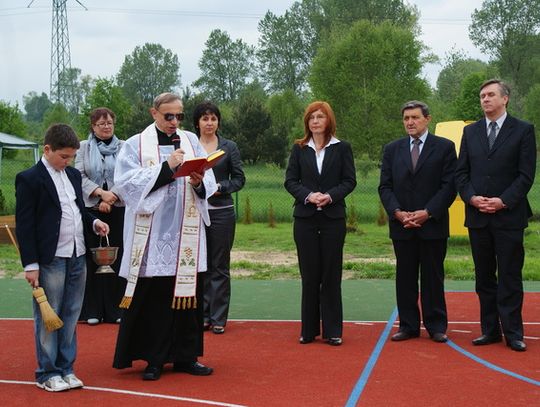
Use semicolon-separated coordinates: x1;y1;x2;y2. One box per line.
446;340;540;387
344;307;398;407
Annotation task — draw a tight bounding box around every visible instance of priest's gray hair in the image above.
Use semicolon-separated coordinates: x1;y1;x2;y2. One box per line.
153;93;183;109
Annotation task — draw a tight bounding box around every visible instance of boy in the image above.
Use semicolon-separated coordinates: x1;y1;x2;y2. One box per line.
16;124;109;391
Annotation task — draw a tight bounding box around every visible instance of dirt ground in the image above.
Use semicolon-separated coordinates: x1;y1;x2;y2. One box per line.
230;250;395;278
1;250;395;279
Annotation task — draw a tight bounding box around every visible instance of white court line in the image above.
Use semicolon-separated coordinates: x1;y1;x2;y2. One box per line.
0;380;248;407
2;318;539;325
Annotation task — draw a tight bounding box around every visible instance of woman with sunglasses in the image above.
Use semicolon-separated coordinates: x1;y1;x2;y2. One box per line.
75;107;126;326
193;101;245;335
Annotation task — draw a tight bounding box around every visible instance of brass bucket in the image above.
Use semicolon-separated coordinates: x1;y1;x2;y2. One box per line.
90;235;118;274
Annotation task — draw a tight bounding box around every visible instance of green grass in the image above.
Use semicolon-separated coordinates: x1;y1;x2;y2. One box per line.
2;221;540;281
238;162;540;223
3;155;540;223
2;155;540;281
231;221;540;281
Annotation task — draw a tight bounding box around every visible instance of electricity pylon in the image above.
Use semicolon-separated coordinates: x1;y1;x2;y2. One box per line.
28;0;86;104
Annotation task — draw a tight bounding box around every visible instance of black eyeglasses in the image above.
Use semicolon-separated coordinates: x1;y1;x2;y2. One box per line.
159;111;185;122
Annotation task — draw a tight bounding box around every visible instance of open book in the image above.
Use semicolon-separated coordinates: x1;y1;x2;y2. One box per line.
173;149;225;178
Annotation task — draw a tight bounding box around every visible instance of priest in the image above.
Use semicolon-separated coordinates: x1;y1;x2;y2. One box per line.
112;92;217;381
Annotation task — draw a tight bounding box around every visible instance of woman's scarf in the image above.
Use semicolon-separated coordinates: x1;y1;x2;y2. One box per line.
86;132;122;188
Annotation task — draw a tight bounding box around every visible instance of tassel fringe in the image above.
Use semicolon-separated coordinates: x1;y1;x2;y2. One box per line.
119;296;132;309
171;296;197;310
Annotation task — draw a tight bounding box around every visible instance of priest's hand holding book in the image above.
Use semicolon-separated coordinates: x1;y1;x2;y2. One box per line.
172;149;225;180
167;147;201;186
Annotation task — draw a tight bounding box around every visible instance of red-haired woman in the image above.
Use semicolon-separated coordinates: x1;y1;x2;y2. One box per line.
284;101;356;346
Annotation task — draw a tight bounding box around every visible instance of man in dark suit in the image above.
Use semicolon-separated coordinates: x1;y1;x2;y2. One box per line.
379;100;457;343
455;79;536;352
16;124;109;391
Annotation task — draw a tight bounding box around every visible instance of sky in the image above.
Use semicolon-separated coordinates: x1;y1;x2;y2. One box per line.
0;0;487;107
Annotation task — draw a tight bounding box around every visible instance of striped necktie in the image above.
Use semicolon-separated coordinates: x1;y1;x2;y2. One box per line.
488;121;498;150
411;138;421;170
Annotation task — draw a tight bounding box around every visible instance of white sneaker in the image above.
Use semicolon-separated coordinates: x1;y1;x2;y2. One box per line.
87;318;100;325
63;373;84;389
36;375;70;392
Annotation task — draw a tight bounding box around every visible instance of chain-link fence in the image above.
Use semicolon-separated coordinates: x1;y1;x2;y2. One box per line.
2;152;540;225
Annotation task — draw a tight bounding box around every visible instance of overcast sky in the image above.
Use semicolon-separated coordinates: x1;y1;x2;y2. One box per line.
0;0;487;106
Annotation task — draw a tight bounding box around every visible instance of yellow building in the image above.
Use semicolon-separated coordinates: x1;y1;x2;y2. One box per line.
434;121;471;236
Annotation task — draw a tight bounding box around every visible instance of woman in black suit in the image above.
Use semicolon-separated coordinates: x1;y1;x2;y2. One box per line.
193;101;245;335
284;101;356;346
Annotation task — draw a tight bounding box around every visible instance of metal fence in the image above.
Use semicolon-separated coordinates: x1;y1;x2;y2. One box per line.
2;152;540;225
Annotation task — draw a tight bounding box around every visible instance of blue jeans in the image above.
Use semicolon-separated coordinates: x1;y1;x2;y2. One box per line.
33;254;86;383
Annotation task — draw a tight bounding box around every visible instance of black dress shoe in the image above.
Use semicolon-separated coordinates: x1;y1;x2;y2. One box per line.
391;331;418;342
173;361;213;376
142;364;162;381
327;337;342;346
299;337;313;344
431;333;448;343
472;335;502;346
507;340;527;352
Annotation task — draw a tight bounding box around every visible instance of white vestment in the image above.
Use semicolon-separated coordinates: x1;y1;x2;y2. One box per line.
114;123;217;279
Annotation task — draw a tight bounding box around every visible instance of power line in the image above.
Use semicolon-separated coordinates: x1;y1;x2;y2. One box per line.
0;6;473;25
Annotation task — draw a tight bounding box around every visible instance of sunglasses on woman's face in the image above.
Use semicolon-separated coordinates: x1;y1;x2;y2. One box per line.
160;111;185;122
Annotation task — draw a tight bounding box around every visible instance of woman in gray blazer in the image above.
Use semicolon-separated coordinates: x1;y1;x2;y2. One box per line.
75;107;125;325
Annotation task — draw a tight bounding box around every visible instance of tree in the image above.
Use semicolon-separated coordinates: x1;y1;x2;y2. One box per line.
80;78;132;139
0;101;26;136
469;0;540;98
0;101;28;159
453;72;488;121
314;0;420;36
267;89;305;147
41;103;77;133
193;29;255;102
257;2;318;93
230;85;272;164
55;67;94;114
309;20;429;158
181;89;207;134
524;84;540;135
469;0;540;60
23;92;53;122
436;48;489;104
117;43;181;105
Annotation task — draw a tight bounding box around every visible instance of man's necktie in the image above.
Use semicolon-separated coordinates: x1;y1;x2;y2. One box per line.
411;138;421;171
488;121;498;150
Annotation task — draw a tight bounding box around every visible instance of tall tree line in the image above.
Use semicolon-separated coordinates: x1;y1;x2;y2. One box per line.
5;0;539;167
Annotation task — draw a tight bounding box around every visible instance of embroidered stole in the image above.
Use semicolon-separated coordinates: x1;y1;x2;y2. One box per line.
119;130;201;310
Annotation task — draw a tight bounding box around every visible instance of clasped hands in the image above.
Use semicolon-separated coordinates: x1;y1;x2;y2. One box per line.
98;190;118;213
308;192;332;208
395;209;429;229
470;196;505;213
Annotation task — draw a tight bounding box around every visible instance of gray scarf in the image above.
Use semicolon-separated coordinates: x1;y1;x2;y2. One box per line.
86;133;121;188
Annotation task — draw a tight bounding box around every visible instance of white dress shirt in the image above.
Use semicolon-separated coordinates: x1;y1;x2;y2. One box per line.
42;157;86;258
